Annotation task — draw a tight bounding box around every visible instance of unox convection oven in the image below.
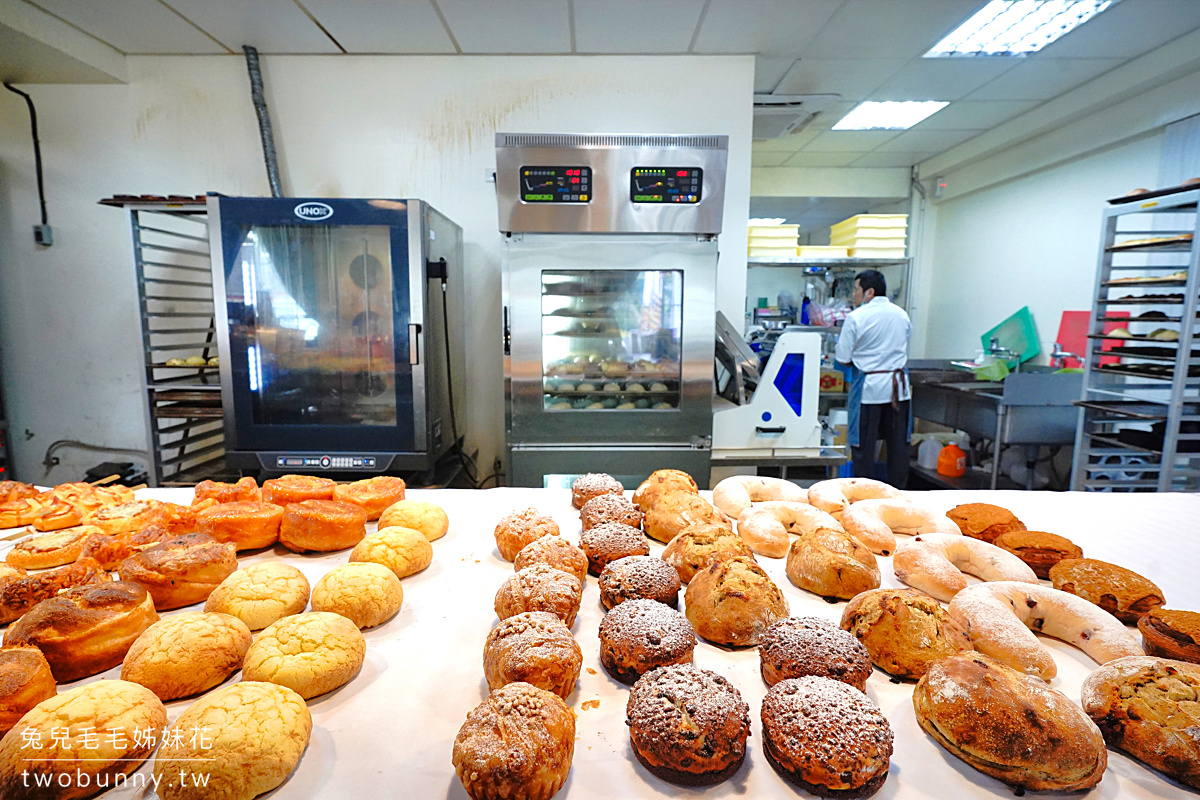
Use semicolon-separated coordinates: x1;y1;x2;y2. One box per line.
497;133;727;487
208;196;464;475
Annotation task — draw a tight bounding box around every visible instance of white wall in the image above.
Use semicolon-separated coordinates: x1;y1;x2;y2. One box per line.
917;132;1163;360
0;54;753;483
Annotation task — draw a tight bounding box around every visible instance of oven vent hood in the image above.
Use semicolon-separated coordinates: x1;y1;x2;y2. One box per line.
753;94;840;140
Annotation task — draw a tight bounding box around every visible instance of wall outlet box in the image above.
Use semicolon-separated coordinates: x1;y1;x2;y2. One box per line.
33;224;52;246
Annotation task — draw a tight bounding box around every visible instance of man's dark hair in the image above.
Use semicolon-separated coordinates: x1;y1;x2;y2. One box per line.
855;269;886;298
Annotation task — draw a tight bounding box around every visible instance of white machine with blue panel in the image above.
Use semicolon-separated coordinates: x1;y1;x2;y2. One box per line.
712;330;824;458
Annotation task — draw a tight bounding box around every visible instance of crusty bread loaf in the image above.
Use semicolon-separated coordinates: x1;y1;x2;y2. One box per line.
685;556;788;647
4;581;159;683
914;653;1106;791
1081;655;1200;790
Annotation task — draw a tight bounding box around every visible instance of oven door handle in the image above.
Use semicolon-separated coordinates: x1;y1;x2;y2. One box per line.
408;323;422;365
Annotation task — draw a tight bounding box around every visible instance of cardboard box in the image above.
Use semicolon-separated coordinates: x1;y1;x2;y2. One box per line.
820;369;845;392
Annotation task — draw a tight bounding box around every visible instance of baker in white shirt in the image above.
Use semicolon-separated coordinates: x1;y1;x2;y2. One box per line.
834;269;912;488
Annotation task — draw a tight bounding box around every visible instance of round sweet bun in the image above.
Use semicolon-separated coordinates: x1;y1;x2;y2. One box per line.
662;522;756;584
0;679;167;799
121;611;251;701
6;525;100;569
598;599;695;684
331;475;406;520
598;555;682;610
311;562;403;629
262;474;336;505
4;580;159;683
632;469;699;513
192;476;261;505
626;664;750;786
580;492;643;532
196;501;283;551
761;676;893;798
514;535;588;583
840;588;972;680
378;498;449;541
0;646;55;734
685;556;789;647
453;682;576;800
571;472;624;509
154;681;312;800
579;522;650;576
643;491;729;544
494;508;560;561
483;612;582;699
118;532;238;610
759;616;872;691
350;526;433;580
914;653;1106;791
495;564;583;628
204;562;310;631
242;611;365;699
279;499;368;553
87;499;163;537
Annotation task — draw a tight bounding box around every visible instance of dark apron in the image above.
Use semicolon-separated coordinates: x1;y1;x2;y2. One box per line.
847;364;911;448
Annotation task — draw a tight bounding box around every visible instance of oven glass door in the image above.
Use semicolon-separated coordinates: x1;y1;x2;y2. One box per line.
218;199;416;452
541;270;682;411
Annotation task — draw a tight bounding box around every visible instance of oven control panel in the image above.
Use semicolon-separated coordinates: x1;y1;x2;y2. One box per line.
274;455;379;469
630;167;703;204
519;166;591;203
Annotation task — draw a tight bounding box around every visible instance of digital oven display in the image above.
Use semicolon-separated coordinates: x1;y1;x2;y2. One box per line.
630;167;703;204
519;166;591;203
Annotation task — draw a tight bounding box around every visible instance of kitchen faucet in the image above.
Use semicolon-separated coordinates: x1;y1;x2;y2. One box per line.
1049;342;1080;369
987;337;1021;373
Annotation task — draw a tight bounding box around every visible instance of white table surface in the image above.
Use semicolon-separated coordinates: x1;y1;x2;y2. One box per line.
8;488;1199;800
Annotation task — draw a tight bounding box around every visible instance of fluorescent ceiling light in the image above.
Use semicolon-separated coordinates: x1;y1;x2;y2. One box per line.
832;101;949;130
925;0;1113;58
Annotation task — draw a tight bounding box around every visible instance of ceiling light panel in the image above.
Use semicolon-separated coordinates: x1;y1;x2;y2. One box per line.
925;1;1114;58
832;101;949;130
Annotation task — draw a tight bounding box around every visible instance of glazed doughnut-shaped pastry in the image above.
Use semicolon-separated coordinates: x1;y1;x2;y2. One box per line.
735;501;842;558
807;478;900;517
841;499;960;556
948;581;1144;680
893;533;1037;602
711;476;807;518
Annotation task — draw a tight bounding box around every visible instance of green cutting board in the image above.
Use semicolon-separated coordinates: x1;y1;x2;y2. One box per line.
981;306;1040;364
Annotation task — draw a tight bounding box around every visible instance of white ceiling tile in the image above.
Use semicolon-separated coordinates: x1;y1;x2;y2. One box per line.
804;130;901;152
849;151;936;168
436;0;570;53
965;57;1124;101
910;100;1038;131
300;0;455;53
774;58;907;101
755;56;797;93
782;151;863;167
752;130;823;152
873;128;980;153
752;151;794;167
574;0;704;53
800;0;983;59
868;58;1019;102
692;0;843;55
30;0;227;53
163;0;339;53
1038;0;1200;59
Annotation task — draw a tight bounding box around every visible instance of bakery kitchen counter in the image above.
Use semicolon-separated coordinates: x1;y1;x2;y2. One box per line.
6;487;1198;800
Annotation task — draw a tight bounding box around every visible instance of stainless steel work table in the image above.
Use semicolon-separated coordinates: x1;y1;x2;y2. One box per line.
12;487;1197;800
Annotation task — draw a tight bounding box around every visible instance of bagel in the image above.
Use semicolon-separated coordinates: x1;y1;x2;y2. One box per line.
893;533;1038;602
711;476;807;518
947;581;1144;680
841;499;960;556
807;478;900;517
735;501;842;558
